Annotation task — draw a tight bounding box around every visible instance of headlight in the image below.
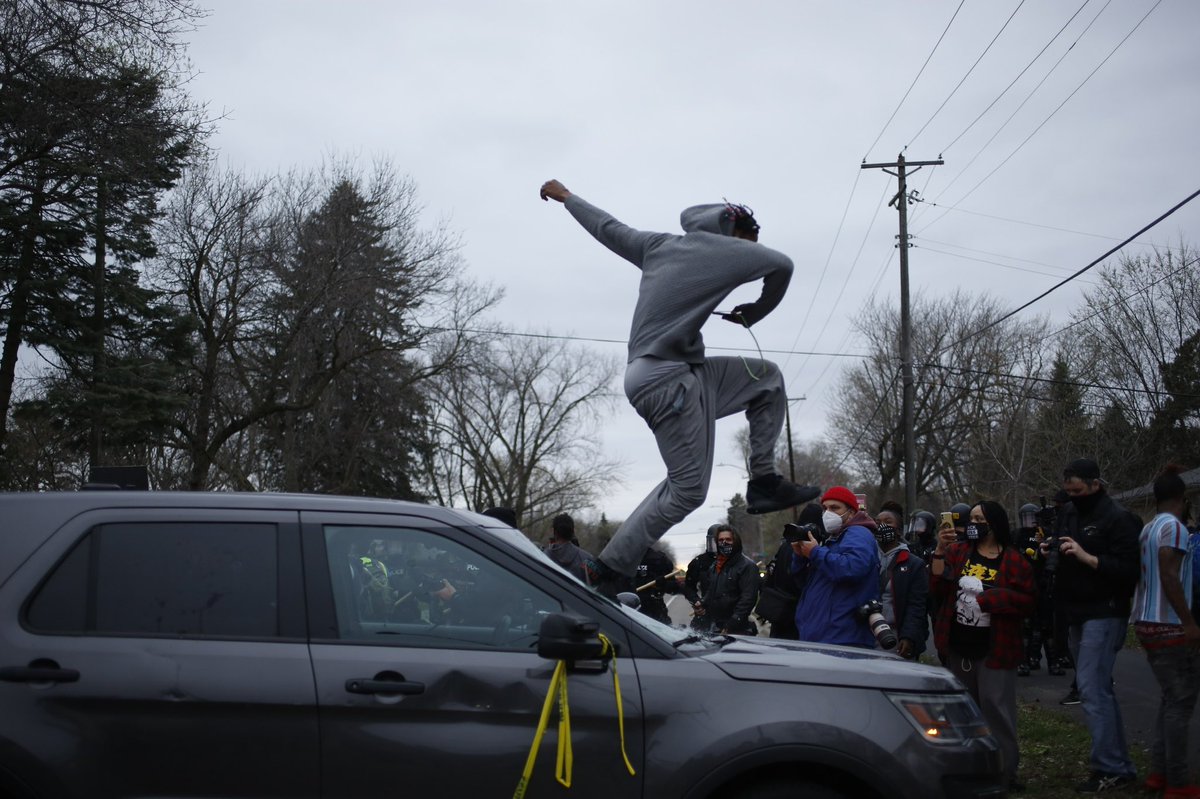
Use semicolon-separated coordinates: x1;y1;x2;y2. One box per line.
886;692;990;745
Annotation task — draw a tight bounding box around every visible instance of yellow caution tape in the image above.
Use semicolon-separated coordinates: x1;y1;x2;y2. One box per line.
512;633;635;799
600;634;636;778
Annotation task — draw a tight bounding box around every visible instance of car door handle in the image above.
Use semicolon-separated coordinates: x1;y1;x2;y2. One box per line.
0;665;80;683
345;678;425;695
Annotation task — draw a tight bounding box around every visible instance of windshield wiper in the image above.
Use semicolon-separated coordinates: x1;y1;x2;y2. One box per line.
672;632;737;648
671;634;705;648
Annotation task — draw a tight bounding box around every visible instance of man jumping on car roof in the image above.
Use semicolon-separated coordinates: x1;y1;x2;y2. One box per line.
540;178;819;595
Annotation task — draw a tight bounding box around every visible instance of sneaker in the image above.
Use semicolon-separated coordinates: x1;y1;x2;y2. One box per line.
1165;786;1200;798
1145;773;1165;792
745;475;821;515
1017;662;1030;677
1060;688;1081;706
1048;662;1066;677
1074;772;1135;793
1028;657;1041;671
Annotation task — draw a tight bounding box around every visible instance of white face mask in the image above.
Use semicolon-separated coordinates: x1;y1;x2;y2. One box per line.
822;510;844;535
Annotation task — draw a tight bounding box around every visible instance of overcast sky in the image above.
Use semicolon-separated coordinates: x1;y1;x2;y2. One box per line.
184;1;1200;564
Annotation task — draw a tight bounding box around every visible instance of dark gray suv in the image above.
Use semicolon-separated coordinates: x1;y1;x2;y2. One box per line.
0;492;1005;798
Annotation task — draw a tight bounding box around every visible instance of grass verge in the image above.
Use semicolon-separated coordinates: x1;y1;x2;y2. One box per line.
1017;701;1149;797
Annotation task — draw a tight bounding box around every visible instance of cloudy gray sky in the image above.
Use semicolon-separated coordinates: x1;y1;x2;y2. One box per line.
184;1;1200;564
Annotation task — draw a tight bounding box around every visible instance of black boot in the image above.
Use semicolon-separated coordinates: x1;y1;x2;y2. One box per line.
746;475;821;515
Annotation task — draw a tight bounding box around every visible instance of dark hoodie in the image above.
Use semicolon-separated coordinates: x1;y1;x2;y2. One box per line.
544;540;593;584
697;535;760;634
563;196;794;364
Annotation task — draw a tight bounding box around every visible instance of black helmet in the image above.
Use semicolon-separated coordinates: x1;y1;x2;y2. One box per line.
705;523;730;555
906;510;938;541
949;502;972;529
1018;503;1039;530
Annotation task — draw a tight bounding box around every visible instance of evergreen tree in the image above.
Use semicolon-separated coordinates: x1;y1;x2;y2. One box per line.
1027;353;1090;490
0;0;201;479
1146;330;1200;471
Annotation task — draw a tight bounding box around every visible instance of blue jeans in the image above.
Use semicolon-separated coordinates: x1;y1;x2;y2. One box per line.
1068;617;1135;777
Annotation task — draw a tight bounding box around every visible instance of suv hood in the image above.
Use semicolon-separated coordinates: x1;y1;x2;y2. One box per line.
702;637;962;693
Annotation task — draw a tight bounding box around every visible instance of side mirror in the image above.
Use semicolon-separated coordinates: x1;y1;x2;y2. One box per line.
537;612;609;662
615;591;640;610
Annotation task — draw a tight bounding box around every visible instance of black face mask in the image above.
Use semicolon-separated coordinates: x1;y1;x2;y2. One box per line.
716;541;734;556
1072;488;1104;516
876;524;898;548
965;522;989;541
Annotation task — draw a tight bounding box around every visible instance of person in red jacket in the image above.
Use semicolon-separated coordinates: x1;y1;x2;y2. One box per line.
930;500;1035;792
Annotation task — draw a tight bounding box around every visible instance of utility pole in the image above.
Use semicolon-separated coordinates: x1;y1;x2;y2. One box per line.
785;396;806;522
861;153;943;518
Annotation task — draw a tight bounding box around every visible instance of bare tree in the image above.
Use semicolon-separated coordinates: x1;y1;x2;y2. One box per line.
1062;244;1200;486
1069;245;1200;421
828;291;1050;509
146;158;494;490
423;333;622;529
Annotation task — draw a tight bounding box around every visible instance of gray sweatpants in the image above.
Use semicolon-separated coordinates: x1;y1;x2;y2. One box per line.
599;356;786;576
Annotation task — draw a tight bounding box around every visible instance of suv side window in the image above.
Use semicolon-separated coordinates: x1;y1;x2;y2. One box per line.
26;522;279;638
324;525;560;651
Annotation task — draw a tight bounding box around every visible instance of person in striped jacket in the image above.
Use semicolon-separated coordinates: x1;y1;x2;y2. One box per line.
1131;464;1200;798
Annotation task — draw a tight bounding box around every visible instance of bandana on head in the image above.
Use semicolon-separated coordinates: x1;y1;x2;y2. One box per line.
721;200;759;233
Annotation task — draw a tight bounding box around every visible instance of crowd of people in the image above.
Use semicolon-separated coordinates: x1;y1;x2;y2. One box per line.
567;457;1193;796
535;180;1196;795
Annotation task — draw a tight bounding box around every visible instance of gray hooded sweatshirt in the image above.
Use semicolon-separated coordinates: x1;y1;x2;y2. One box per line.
564;195;794;366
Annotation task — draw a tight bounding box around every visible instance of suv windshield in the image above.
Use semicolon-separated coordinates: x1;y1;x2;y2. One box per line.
460;511;724;651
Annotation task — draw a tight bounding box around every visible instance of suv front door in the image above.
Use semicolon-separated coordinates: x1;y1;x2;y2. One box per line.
302;512;644;798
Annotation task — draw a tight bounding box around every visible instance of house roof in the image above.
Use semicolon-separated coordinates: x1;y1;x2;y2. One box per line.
1112;467;1200;502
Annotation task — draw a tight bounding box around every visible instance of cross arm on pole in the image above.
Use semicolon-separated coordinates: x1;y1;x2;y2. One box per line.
861;159;944;170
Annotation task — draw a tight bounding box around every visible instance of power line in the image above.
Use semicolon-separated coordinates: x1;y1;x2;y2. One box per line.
915;200;1165;245
785;176;892;381
833;368;901;472
940;0;1092;154
787;248;1197;427
1047;255;1199;339
786;246;897;426
916;244;1099;284
936;378;1124;414
938;0;1161;213
862;0;966;161
918;0;1114;218
420;325;870;359
921;362;1200;401
780;167;864;372
936;185;1200;355
907;0;1027;149
918;237;1081;273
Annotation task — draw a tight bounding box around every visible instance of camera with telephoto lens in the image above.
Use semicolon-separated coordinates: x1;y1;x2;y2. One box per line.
783;522;826;546
857;599;898;650
1037;495;1060;573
